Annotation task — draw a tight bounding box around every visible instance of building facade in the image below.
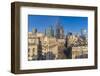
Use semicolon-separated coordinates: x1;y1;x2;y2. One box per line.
72;46;88;59
28;29;61;60
55;20;64;39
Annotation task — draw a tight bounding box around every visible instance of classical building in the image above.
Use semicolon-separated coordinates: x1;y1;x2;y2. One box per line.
66;32;78;46
55;20;64;39
28;24;88;60
72;46;88;59
65;32;88;59
28;28;61;60
45;26;54;37
42;36;58;59
32;28;37;35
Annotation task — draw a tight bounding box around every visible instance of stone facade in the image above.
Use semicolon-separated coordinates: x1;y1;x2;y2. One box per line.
28;29;88;60
72;46;88;59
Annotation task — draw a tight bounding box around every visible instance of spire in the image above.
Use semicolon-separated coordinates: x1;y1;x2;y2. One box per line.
55;17;61;28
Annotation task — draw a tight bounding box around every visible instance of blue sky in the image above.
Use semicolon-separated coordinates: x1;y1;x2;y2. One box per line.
28;15;88;35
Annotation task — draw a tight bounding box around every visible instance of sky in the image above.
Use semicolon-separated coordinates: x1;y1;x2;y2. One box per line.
28;15;88;35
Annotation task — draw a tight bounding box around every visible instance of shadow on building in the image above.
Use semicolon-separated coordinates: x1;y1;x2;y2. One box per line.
63;36;72;59
37;37;43;60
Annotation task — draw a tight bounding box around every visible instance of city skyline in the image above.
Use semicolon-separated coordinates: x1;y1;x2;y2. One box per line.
28;15;88;60
28;15;88;35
